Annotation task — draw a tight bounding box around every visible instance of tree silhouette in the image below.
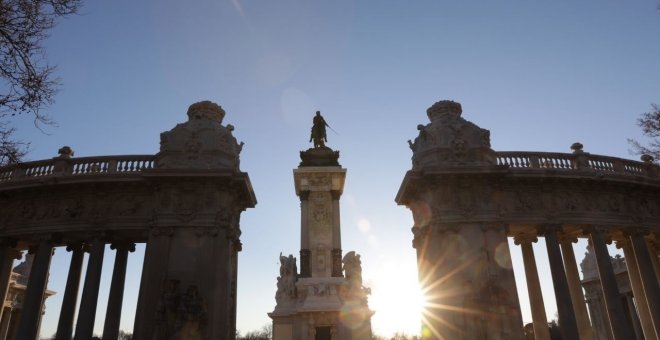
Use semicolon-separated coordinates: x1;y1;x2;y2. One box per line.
0;0;81;165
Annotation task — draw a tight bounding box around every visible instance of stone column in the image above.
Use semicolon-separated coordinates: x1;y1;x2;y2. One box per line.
617;239;656;340
74;238;106;340
6;308;21;340
624;293;644;340
300;191;311;278
331;190;342;277
513;234;551;340
102;242;135;340
559;235;594;340
589;227;634;340
0;307;12;340
133;228;172;339
543;225;579;340
55;243;85;340
648;239;660;284
0;239;19;324
16;238;54;340
627;229;660;335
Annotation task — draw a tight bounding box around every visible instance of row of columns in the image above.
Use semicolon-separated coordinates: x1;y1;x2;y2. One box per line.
0;237;135;340
514;226;659;340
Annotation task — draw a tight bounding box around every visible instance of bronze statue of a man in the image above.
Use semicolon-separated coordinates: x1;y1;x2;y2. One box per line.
310;111;329;148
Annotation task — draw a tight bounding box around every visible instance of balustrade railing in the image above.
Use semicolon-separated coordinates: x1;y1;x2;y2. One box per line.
0;155;155;183
496;151;656;178
1;151;656;184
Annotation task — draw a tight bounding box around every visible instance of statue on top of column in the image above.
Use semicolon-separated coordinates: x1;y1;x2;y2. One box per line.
310;111;330;148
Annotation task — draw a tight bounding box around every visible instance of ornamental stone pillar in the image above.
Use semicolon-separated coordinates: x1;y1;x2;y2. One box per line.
55;243;85;340
542;225;579;340
559;234;594;340
74;237;106;340
513;233;550;340
627;229;660;335
589;227;634;340
16;237;54;340
132;101;256;340
396;101;524;340
102;242;135;340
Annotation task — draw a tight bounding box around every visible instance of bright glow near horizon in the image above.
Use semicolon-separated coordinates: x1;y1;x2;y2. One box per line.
367;260;425;336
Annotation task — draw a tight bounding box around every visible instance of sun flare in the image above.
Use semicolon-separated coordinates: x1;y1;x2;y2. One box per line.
368;262;426;337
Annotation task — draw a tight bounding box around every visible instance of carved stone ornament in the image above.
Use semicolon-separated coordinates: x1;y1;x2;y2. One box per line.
409;100;496;169
153;280;207;340
156;101;244;171
275;253;298;303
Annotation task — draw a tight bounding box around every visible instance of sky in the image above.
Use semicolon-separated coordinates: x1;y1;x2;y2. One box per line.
5;0;660;337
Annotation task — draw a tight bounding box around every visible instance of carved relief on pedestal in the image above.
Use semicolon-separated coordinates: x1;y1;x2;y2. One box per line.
153;280;207;340
309;191;332;245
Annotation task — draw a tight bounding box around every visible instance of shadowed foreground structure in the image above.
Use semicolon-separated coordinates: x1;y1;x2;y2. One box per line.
0;100;658;340
397;100;660;340
0;101;256;340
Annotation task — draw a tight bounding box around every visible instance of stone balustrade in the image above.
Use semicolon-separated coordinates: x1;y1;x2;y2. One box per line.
0;155;155;183
496;151;654;178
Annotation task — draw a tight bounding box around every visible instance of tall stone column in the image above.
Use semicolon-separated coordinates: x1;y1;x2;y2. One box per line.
589;227;634;340
331;190;342;277
300;191;311;278
55;243;86;340
559;234;594;340
0;239;19;323
617;239;657;340
543;225;579;340
16;237;54;340
0;307;12;340
624;293;644;340
513;234;551;340
627;229;660;335
648;238;660;283
74;237;106;340
132;229;172;339
102;242;135;340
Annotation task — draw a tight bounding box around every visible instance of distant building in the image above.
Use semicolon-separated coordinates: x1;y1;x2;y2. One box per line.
0;254;56;340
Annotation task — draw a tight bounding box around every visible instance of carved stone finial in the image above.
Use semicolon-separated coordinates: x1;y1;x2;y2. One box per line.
570;142;584;154
641;154;654;163
186;100;226;123
57;146;74;158
426;100;462;122
410;100;495;169
156;101;243;170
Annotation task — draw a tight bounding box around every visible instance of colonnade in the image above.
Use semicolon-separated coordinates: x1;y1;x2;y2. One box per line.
514;226;659;340
0;237;137;340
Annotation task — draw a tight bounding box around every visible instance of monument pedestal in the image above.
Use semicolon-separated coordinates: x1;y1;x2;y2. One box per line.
269;147;372;340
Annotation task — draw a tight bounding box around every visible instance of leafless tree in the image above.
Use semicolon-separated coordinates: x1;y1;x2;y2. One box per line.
0;0;81;165
628;103;660;163
238;324;272;340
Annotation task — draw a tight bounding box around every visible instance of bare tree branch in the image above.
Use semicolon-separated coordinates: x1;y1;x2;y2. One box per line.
0;0;80;164
629;103;660;163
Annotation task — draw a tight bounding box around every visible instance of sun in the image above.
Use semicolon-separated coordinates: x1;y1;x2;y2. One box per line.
368;261;427;337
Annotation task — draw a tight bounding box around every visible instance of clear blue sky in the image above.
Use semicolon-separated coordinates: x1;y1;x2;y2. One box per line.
7;0;660;337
